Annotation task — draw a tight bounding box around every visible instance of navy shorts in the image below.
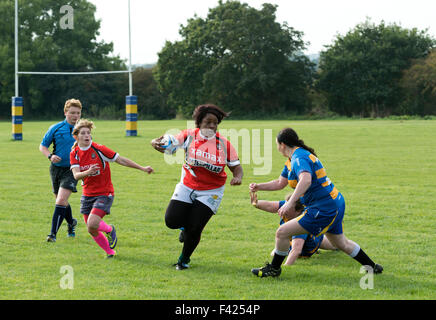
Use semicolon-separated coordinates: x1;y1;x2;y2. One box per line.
80;195;114;216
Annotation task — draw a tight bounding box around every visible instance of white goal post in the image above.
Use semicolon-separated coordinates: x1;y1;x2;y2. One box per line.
12;0;137;140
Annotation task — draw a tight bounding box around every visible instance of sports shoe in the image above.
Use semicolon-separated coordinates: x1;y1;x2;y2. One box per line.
106;225;117;249
46;234;56;242
362;264;383;274
67;218;77;238
107;251;117;259
373;264;383;274
178;228;185;243
174;261;189;270
251;263;282;278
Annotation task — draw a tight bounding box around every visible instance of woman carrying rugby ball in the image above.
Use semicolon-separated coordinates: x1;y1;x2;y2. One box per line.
151;104;243;270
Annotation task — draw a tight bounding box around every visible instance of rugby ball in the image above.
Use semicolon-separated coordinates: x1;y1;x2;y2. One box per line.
161;134;179;155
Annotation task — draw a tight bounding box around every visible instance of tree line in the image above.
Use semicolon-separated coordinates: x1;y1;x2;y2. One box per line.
1;0;435;120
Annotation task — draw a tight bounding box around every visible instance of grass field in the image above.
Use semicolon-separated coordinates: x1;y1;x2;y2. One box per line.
0;119;435;300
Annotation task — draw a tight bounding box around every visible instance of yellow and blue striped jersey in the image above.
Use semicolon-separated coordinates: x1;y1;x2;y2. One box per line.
281;147;340;209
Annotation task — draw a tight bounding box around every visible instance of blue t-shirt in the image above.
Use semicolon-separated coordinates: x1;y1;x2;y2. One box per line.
41;119;75;168
281;147;340;209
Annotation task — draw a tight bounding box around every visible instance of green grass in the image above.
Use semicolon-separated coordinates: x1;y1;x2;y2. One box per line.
0;119;435;300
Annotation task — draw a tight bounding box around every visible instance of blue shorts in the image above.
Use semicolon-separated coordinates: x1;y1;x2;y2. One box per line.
80;195;114;216
278;200;324;257
290;234;324;257
297;196;345;237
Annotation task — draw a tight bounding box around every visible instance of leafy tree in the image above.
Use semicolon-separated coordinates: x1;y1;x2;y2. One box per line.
400;49;436;115
133;67;173;119
0;0;127;119
154;0;314;118
316;20;435;117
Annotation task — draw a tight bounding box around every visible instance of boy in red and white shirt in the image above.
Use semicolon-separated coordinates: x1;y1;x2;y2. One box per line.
71;119;154;258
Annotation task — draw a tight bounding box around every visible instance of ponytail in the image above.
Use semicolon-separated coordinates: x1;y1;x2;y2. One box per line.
277;128;317;157
71;141;78;151
296;138;317;157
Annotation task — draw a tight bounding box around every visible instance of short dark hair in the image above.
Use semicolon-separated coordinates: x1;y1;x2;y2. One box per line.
192;104;230;128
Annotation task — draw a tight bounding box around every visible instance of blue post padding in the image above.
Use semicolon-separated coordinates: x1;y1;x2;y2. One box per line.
126;113;138;122
12;116;23;124
12;96;23;141
126;95;137;105
126;130;137;136
12;133;23;140
12;97;23;106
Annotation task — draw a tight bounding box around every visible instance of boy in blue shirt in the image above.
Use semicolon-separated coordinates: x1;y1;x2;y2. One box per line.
39;99;82;242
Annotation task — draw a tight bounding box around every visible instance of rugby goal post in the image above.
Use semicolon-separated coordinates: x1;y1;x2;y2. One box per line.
12;0;137;140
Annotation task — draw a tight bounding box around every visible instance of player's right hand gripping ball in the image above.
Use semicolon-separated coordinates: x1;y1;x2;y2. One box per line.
161;134;179;155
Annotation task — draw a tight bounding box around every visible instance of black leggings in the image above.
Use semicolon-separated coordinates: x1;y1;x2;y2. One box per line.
165;200;214;259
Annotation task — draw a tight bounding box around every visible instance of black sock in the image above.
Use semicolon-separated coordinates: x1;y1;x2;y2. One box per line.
178;253;190;265
181;231;201;263
351;247;376;268
50;205;66;236
271;251;287;269
64;204;73;225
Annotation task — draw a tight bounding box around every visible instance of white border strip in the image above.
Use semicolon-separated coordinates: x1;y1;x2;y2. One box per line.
18;71;130;75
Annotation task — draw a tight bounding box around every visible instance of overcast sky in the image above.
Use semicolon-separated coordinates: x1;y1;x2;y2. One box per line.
88;0;436;65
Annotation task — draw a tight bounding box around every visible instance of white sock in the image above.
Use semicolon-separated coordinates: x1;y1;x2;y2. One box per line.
274;249;289;256
349;244;361;258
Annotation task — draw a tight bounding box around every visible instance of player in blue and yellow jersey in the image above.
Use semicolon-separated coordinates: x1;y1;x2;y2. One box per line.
39;99;82;242
277;199;337;264
250;190;337;266
250;127;383;278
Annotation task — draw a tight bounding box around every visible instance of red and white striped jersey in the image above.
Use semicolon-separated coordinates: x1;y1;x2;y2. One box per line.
175;128;240;190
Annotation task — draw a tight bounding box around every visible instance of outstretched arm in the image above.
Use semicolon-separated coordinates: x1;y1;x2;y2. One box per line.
115;155;154;174
250;192;280;213
249;175;288;192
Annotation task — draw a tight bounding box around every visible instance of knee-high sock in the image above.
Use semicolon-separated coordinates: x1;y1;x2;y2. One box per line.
50;205;66;236
349;244;376;268
64;204;73;225
271;249;288;269
82;215;112;233
98;220;112;233
92;232;115;255
180;231;201;263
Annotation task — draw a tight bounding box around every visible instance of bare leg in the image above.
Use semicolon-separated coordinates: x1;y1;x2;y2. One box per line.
275;219;308;252
325;233;357;255
319;236;337;250
55;187;72;206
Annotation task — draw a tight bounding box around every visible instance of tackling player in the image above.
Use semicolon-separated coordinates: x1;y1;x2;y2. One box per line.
250;192;337;265
250;127;383;277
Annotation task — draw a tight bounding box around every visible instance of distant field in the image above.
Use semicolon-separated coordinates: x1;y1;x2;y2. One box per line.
0;119;435;300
